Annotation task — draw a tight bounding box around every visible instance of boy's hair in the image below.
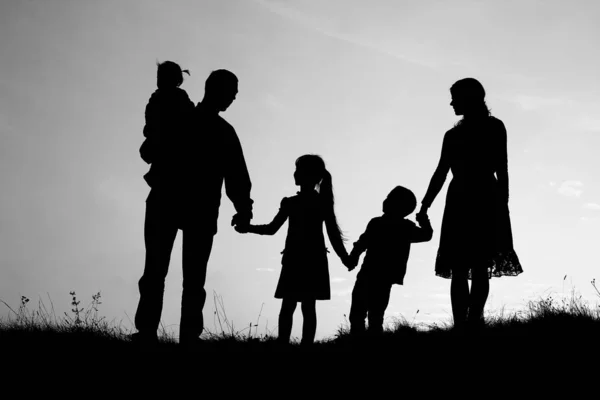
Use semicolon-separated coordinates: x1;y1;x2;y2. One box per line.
205;69;238;93
157;60;190;89
383;186;417;217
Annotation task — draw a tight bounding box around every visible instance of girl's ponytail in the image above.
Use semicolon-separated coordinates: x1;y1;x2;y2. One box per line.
319;169;346;243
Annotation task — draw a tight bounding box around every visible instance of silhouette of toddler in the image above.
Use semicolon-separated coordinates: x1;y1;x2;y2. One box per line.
140;61;195;188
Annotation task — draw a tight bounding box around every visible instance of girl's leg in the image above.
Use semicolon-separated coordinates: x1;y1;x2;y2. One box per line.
450;269;469;328
300;299;317;345
468;264;490;326
278;299;297;343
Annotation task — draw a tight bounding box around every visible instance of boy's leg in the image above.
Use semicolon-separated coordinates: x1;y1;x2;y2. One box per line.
349;276;368;335
278;299;297;343
301;299;317;345
179;228;214;344
134;194;179;339
367;281;392;335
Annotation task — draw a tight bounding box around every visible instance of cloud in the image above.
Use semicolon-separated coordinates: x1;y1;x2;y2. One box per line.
256;268;275;272
332;287;353;297
331;277;347;283
583;203;600;211
513;95;570;111
577;116;600;132
251;0;438;68
557;180;583;197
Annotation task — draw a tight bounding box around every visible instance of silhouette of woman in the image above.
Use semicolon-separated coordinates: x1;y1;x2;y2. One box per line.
418;78;523;329
236;155;349;345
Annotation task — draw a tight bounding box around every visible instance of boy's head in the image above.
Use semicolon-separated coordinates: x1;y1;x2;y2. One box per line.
156;61;189;89
383;186;417;218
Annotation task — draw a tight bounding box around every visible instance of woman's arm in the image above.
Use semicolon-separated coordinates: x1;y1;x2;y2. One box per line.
495;120;509;204
420;130;452;211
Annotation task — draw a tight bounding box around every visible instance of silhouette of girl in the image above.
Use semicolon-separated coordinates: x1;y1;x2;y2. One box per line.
418;78;523;329
236;155;350;345
140;60;194;189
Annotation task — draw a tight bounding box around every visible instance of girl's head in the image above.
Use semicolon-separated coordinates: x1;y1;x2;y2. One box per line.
294;154;345;241
383;186;417;218
449;77;490;119
294;154;327;189
156;60;190;89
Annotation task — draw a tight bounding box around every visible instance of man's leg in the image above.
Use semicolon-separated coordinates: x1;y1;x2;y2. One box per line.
179;229;214;343
134;196;179;338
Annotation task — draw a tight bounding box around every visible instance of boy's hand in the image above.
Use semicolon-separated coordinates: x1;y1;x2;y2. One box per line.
416;211;430;225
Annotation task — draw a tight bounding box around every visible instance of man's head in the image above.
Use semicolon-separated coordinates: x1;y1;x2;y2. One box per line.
204;69;238;112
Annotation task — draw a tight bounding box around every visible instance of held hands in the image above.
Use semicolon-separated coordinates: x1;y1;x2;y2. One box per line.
343;253;358;271
232;212;252;233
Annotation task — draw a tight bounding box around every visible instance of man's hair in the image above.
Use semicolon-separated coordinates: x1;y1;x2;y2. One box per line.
205;69;238;93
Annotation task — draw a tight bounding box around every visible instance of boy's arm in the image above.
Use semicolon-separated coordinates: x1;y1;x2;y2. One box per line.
411;214;434;243
349;219;375;260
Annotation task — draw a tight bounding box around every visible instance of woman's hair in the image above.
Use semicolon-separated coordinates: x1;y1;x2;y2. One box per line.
450;77;491;124
156;60;190;89
295;154;346;242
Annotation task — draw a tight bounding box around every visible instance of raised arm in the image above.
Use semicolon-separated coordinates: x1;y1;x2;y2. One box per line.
494;120;509;204
411;213;434;243
420;130;452;212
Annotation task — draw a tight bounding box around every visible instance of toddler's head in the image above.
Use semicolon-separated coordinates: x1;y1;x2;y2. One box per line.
383;186;417;218
156;60;190;89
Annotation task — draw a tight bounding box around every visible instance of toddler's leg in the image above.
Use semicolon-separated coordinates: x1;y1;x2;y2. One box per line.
278;299;297;343
301;299;317;345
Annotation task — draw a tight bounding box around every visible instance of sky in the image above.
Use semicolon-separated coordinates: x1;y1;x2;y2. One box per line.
1;0;599;341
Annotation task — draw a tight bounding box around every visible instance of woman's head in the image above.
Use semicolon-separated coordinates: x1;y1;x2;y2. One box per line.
383;186;417;218
449;77;490;118
156;61;190;89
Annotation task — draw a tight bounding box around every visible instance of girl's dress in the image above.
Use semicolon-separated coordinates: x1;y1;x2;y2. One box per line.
258;190;332;300
424;116;523;279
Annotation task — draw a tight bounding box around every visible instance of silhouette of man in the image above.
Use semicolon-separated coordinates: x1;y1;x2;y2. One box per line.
134;69;253;346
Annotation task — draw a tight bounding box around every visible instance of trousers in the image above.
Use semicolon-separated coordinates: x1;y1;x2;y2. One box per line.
134;190;214;341
349;272;393;334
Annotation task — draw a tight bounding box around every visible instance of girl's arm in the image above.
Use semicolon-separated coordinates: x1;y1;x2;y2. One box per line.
324;206;349;261
420;130;452;212
240;199;288;236
495;120;509;204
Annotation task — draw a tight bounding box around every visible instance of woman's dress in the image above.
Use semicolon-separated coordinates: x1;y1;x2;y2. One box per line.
423;116;523;279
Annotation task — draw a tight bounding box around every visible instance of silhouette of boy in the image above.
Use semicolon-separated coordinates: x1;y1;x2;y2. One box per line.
140;61;194;188
348;186;433;335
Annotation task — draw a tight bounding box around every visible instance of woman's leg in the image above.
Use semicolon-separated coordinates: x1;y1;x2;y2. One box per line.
278;299;297;343
301;299;317;345
468;264;490;325
450;269;469;328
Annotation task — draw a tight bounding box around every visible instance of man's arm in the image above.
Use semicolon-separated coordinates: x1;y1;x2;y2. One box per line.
224;125;254;224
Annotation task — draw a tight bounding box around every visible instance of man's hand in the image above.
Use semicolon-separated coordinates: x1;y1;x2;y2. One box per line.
231;211;252;227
